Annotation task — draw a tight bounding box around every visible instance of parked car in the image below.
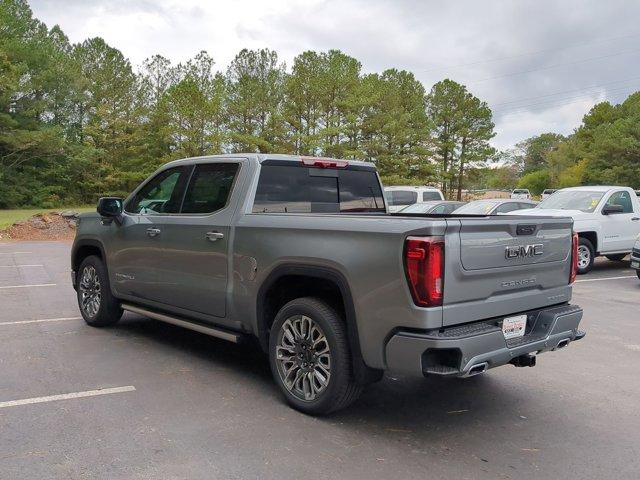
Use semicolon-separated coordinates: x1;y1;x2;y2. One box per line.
511;189;532;200
72;154;584;415
399;200;465;214
631;234;640;280
513;186;640;274
541;189;557;200
384;186;444;213
452;199;537;215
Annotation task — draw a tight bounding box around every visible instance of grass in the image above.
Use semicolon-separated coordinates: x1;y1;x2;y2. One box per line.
0;206;94;231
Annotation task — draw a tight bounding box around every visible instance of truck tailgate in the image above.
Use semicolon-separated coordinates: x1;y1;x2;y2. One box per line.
442;216;573;326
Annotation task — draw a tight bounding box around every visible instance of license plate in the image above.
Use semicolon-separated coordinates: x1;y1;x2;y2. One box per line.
632;261;639;269
502;314;527;340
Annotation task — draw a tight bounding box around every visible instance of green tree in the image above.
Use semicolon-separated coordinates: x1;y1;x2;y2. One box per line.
360;70;433;182
546;93;640;189
425;79;495;199
163;51;226;159
513;132;566;174
226;48;287;153
518;169;550;195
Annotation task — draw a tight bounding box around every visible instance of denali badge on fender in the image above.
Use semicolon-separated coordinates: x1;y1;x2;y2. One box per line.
505;244;544;259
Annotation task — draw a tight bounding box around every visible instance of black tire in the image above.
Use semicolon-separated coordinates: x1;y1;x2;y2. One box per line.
76;255;123;327
577;237;595;275
636;269;640;280
605;254;627;262
268;297;362;415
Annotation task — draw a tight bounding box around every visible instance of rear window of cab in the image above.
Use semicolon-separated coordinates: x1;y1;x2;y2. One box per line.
253;164;385;213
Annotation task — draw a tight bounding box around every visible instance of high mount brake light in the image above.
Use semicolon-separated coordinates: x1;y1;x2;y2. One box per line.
570;232;579;284
301;157;349;169
404;237;444;307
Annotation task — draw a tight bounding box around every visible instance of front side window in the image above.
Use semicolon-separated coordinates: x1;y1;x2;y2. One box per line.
182;163;239;214
125;166;191;215
605;191;634;213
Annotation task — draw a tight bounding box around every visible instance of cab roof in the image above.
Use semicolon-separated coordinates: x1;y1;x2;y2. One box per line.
559;185;630;192
163;153;376;169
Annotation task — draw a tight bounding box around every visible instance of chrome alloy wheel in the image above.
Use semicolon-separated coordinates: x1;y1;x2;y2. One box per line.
275;315;332;401
577;245;591;270
79;265;101;318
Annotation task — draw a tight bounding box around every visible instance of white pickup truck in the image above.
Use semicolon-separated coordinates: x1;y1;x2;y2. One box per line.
514;186;640;273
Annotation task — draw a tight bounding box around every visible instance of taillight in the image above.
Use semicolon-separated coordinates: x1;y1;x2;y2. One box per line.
404;236;444;307
569;232;579;284
301;157;348;169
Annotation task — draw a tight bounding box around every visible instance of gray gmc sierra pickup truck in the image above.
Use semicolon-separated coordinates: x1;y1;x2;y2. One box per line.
71;154;585;415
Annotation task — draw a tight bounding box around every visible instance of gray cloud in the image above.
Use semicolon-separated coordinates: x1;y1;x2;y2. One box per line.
30;0;640;149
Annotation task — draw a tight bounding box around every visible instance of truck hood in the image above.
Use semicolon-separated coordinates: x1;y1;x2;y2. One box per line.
512;208;593;220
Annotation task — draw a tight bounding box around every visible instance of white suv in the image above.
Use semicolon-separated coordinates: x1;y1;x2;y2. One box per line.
511;189;531;200
384;186;445;213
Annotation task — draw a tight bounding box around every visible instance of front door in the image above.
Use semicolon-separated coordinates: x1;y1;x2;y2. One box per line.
600;190;637;252
110;165;192;303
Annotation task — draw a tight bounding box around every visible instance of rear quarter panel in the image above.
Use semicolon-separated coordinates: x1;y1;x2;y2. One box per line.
230;214;447;369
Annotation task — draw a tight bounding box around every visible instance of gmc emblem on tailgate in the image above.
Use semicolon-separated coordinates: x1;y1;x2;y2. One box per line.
505;244;544;259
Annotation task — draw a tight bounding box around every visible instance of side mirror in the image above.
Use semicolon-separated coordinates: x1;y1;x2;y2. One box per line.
97;197;123;218
602;204;624;215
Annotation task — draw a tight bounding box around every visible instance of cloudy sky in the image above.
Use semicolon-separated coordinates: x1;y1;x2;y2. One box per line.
30;0;640;150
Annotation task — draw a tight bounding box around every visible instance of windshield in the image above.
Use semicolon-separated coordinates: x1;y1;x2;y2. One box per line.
452;200;500;215
400;203;437;213
513;189;528;194
537;190;604;212
385;190;417;206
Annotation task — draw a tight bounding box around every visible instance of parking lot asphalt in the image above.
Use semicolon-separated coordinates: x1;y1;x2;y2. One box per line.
1;241;639;480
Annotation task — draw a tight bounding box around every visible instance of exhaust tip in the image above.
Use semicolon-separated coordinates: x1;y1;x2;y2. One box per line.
556;339;570;350
467;362;488;376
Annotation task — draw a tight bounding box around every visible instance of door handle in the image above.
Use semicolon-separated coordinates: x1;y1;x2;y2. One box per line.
205;231;224;242
146;227;161;237
632;217;639;221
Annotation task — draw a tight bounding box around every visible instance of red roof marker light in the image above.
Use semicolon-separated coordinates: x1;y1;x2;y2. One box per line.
301;157;349;169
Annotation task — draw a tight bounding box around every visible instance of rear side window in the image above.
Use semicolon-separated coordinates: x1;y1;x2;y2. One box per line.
253;165;385;213
182;163;239;214
422;191;442;201
385;190;418;206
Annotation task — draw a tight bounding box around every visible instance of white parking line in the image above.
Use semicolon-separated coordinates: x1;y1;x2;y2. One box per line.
0;264;44;268
0;283;57;290
576;275;637;283
0;252;32;255
0;386;136;409
0;316;81;326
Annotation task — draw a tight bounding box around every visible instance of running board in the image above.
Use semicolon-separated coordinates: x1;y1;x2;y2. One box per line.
121;304;241;343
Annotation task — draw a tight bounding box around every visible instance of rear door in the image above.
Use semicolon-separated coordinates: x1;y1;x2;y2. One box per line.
155;160;242;320
442;216;573;326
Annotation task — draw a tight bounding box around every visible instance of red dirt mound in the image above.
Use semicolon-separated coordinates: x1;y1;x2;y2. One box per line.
1;212;78;241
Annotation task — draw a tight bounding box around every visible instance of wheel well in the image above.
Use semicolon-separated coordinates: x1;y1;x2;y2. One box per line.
72;245;103;272
257;268;383;385
260;275;345;341
579;231;598;253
